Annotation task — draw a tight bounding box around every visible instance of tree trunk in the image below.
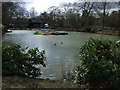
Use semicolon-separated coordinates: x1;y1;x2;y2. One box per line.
102;2;107;31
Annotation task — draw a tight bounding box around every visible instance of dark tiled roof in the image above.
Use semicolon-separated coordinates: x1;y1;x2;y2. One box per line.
30;18;44;23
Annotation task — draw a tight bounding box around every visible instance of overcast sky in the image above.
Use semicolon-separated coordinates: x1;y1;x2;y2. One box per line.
25;0;77;13
25;0;120;13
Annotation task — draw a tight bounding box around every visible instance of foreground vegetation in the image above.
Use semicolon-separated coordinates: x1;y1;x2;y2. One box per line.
76;38;120;88
2;43;46;77
2;38;120;88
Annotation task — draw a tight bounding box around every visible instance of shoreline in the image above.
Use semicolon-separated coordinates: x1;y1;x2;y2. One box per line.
2;76;81;88
8;28;120;36
2;76;109;88
2;76;109;89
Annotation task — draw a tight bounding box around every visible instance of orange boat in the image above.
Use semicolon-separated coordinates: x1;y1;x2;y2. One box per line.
41;33;51;35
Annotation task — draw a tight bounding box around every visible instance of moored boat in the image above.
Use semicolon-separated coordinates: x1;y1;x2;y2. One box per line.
34;30;68;35
6;29;12;32
41;33;51;35
57;32;68;35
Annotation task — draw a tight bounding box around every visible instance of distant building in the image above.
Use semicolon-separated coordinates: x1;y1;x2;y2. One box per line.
28;18;46;28
11;18;48;28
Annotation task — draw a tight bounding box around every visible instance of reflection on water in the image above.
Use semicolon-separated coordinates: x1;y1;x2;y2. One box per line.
3;30;119;80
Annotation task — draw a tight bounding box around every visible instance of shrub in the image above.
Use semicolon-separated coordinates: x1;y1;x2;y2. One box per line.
76;38;120;87
0;24;5;30
2;43;46;77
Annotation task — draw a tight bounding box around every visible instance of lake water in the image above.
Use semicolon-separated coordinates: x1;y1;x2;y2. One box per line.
2;30;120;80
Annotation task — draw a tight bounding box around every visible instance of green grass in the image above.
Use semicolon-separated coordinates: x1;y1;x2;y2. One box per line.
2;76;81;88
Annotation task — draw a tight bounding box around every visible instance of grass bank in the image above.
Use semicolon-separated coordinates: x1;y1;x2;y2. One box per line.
2;76;84;88
96;31;120;36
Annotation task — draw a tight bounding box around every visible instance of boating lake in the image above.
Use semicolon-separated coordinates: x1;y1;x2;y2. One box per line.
2;30;120;80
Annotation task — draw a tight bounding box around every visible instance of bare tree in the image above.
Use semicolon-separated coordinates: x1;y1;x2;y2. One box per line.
102;2;107;30
29;7;38;18
2;2;28;29
93;2;110;31
80;2;95;28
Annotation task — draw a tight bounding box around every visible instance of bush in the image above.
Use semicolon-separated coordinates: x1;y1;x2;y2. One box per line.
2;43;46;77
76;38;120;87
0;24;5;30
